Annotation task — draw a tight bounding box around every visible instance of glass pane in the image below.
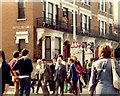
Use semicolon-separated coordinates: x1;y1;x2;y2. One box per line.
55;50;59;57
45;37;51;49
55;37;61;49
19;39;25;52
45;50;51;59
48;3;53;13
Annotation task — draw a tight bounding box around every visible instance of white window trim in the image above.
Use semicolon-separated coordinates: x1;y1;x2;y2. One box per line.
79;7;92;18
17;18;27;21
99;20;106;36
15;31;29;44
98;14;107;22
99;0;106;12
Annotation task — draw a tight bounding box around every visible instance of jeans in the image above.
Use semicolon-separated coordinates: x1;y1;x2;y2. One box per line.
20;77;31;96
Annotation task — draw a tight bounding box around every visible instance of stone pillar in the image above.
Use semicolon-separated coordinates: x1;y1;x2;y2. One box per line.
51;36;55;59
42;36;45;59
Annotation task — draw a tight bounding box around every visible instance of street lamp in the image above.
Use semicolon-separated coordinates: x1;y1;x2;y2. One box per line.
73;0;76;40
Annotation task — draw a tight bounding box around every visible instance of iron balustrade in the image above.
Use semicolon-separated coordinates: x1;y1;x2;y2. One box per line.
36;17;120;42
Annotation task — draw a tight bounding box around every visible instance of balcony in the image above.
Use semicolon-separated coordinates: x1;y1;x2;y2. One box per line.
36;17;120;42
36;17;73;33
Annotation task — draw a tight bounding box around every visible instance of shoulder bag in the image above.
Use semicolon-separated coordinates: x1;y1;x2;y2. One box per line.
111;59;120;90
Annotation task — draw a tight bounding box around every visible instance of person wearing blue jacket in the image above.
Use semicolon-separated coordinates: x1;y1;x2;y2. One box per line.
69;58;78;95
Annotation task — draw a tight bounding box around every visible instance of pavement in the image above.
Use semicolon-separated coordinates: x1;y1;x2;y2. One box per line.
7;85;89;95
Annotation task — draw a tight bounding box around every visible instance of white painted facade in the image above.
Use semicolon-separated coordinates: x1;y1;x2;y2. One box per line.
37;28;64;59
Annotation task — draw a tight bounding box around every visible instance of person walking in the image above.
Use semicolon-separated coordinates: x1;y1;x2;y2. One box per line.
40;59;52;96
35;59;43;94
88;44;120;95
49;57;56;94
54;57;67;96
13;48;33;96
0;50;11;95
9;51;20;96
69;58;78;96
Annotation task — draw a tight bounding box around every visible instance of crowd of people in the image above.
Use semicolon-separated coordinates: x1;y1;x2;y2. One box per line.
0;44;120;96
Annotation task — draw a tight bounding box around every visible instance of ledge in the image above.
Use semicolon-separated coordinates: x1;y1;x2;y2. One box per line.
17;18;27;21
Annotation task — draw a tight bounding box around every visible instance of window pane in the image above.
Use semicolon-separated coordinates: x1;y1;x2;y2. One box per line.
45;37;51;49
19;39;25;52
55;50;59;57
48;2;53;14
18;0;25;19
45;50;51;59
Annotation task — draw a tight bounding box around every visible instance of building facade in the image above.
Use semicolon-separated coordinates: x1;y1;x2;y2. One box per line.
1;0;120;62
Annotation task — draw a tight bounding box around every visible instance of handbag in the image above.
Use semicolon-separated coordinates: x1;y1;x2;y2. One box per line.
111;59;120;90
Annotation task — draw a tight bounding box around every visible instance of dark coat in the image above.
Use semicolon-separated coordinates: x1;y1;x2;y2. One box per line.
54;64;67;82
13;57;33;76
1;60;11;94
41;64;52;81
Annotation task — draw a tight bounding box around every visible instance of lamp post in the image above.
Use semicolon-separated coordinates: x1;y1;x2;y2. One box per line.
73;0;76;40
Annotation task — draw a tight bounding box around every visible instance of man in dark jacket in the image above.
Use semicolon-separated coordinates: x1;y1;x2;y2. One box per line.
13;49;33;96
0;50;11;95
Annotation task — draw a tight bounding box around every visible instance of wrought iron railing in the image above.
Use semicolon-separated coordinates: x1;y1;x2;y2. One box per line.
36;17;120;42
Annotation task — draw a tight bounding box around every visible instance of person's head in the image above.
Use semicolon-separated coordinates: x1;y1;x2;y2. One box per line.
53;57;57;64
42;59;46;64
21;48;29;56
58;54;63;60
69;58;74;64
72;56;77;61
98;44;112;58
37;59;42;65
90;58;94;63
85;60;88;64
13;51;19;59
57;57;62;64
0;49;5;62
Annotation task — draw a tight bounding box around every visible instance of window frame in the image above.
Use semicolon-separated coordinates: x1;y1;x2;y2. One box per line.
18;0;25;19
55;37;61;57
18;39;25;52
45;36;51;60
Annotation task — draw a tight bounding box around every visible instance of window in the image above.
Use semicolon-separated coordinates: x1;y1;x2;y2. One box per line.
99;0;106;12
88;16;91;32
18;0;25;19
43;1;46;20
109;2;112;14
102;21;104;35
84;15;87;31
105;2;107;12
19;39;25;52
105;22;107;35
63;7;68;18
45;36;51;59
101;0;104;11
48;2;53;24
55;37;61;57
55;5;58;24
109;24;112;33
98;20;100;33
80;13;82;31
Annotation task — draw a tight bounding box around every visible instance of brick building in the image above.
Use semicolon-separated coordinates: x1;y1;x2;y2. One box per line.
1;0;120;62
